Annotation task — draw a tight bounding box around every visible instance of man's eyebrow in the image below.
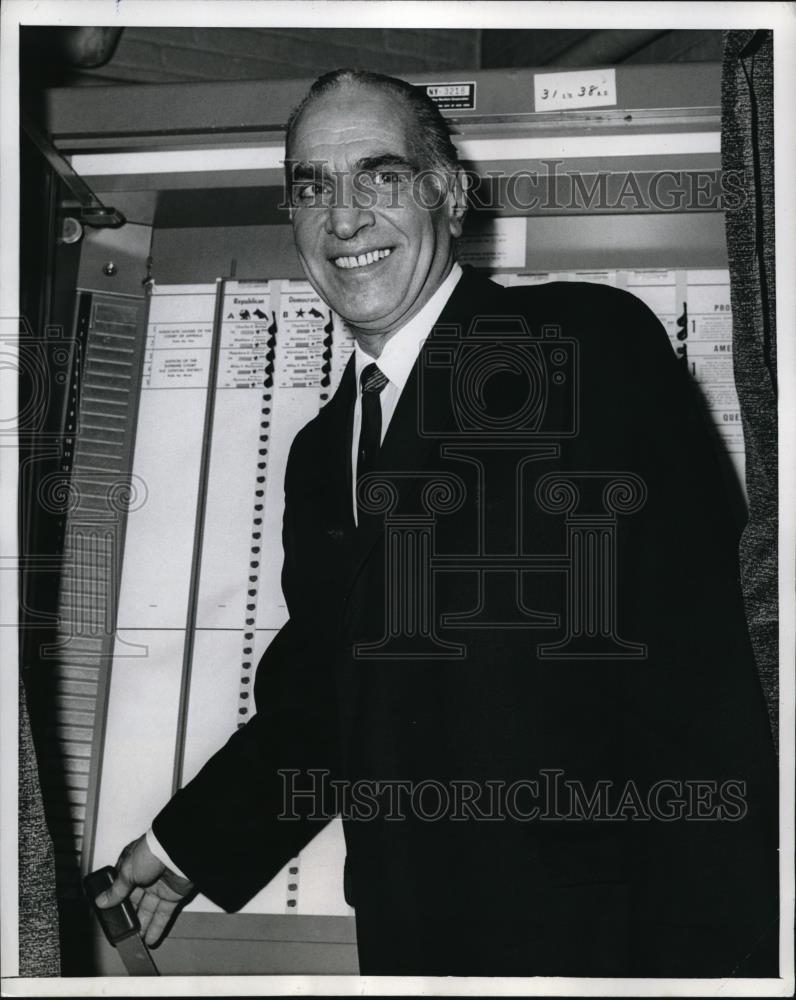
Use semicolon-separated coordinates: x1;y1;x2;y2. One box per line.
288;153;419;181
289;161;328;182
355;153;418;173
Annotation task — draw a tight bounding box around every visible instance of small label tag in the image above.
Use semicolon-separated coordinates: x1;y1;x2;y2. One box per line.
418;81;476;110
457;217;526;269
533;68;617;112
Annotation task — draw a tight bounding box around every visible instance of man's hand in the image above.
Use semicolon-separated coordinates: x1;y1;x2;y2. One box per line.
94;834;195;947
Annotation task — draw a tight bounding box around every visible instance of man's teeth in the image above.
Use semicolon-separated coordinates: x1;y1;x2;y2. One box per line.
333;248;392;269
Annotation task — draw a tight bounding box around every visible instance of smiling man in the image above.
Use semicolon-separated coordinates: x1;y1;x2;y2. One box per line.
97;69;777;977
285;73;466;352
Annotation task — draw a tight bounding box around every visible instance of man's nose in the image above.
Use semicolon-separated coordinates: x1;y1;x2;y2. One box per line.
325;182;375;240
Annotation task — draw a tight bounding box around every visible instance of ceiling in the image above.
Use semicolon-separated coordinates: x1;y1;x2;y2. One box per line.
20;27;723;91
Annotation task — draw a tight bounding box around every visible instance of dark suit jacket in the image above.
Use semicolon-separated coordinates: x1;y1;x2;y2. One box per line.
154;269;777;976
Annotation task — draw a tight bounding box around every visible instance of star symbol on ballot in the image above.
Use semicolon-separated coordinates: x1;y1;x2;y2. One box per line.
296;308;305;318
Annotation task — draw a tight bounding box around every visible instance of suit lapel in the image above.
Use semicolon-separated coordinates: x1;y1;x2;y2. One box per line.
340;268;506;601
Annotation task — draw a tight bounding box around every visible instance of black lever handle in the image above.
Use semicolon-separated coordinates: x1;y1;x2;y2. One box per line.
83;865;140;945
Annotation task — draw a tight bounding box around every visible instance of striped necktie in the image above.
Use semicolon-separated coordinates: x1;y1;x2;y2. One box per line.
356;363;389;519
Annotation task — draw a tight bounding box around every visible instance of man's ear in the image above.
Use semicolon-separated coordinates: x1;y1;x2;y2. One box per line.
447;165;468;238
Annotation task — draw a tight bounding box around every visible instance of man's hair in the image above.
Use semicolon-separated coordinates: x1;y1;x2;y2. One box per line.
284;68;462;178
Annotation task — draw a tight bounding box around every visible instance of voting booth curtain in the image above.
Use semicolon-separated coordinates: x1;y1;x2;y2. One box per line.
721;29;778;745
18;678;61;976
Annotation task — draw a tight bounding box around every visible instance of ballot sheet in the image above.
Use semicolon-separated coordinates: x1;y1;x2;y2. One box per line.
94;279;355;916
503;268;744;483
93;268;741;916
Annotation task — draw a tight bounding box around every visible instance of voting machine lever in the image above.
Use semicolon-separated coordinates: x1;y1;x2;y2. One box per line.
84;866;159;976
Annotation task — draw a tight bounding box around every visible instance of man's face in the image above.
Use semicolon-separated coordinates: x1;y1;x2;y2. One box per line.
288;83;465;336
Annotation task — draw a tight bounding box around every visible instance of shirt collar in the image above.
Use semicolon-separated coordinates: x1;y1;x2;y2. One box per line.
353;262;463;392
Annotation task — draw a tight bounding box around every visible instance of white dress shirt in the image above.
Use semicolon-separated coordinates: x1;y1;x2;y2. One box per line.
146;825;190;879
146;262;463;878
350;262;462;521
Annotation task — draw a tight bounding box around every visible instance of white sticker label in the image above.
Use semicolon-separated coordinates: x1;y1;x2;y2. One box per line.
533;68;617;112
